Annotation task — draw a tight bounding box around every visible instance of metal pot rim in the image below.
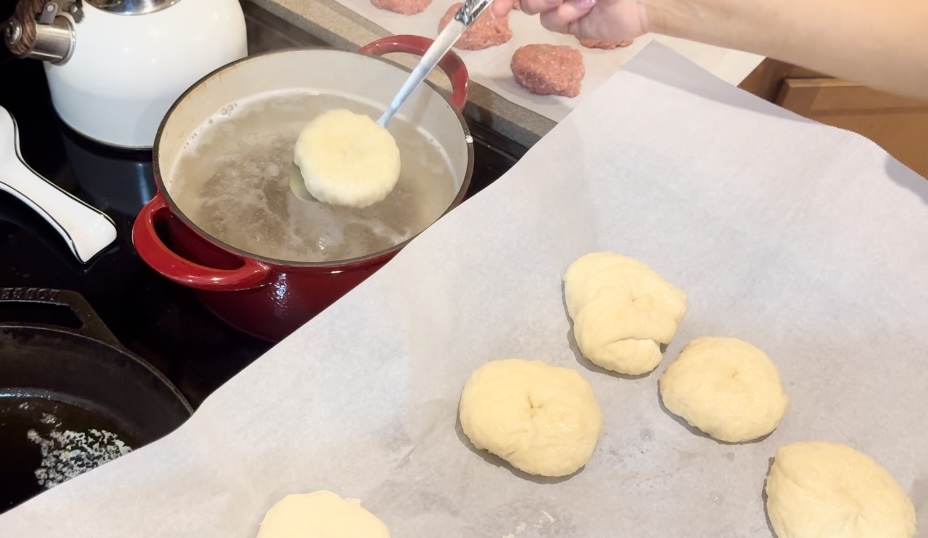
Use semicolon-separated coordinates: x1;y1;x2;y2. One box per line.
150;46;475;270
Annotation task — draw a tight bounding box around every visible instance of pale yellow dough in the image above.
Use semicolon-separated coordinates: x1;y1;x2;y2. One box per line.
765;441;917;538
659;337;789;443
458;359;603;477
563;252;687;375
293;108;401;208
256;490;390;538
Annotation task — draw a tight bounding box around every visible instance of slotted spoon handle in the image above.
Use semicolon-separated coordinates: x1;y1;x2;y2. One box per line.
376;0;492;127
0;106;117;264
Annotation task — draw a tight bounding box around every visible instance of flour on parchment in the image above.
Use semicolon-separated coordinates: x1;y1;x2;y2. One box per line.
502;511;557;537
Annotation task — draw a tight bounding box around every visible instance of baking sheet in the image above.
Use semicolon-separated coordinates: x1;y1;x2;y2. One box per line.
1;42;927;537
329;0;765;121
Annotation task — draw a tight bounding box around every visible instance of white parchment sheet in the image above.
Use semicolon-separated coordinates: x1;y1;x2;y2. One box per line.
329;0;765;121
1;43;926;537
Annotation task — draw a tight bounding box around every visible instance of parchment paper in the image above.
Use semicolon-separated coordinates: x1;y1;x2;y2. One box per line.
328;0;765;121
1;43;927;537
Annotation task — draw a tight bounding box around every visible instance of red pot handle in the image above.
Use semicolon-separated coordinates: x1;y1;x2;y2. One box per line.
131;193;271;291
359;35;469;111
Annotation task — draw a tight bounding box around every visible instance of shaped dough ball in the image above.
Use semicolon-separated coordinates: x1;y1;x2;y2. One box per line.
563;252;687;375
659;337;789;443
256;490;390;538
765;441;917;538
459;359;603;477
293;108;401;208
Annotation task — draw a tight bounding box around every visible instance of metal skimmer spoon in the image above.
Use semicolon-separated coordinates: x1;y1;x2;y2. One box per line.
290;0;494;201
376;0;493;127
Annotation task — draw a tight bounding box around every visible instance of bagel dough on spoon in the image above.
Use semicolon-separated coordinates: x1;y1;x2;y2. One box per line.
293;108;401;208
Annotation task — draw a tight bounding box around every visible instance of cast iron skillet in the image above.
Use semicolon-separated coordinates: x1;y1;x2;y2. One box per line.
0;287;193;514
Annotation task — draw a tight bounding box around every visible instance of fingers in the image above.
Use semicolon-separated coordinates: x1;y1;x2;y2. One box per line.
538;0;597;34
518;0;561;16
490;0;511;18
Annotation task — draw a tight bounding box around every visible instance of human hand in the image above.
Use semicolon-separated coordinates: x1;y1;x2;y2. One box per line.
491;0;648;42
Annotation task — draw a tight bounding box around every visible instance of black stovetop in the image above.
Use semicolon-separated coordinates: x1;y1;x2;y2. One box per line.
0;4;524;409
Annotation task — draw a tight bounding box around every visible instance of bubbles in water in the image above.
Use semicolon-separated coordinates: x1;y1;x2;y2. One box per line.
169;92;458;263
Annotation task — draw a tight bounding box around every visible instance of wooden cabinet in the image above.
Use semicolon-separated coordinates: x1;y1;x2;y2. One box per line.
777;78;928;177
739;59;928;178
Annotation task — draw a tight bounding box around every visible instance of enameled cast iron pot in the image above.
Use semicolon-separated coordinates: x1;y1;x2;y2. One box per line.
131;36;474;342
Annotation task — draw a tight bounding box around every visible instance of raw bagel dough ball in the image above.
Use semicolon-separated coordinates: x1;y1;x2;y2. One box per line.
256;490;390;538
659;337;789;443
459;359;603;477
765;441;917;538
563;252;687;375
293;108;401;208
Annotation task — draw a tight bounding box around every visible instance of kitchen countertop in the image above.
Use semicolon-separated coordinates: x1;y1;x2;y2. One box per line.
245;0;766;148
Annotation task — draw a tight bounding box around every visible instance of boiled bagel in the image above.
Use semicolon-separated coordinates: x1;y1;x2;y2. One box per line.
293;108;401;208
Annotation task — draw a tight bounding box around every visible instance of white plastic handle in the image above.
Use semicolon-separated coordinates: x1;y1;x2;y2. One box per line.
0;106;118;263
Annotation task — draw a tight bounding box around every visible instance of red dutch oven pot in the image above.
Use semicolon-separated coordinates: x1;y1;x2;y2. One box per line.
131;36;474;342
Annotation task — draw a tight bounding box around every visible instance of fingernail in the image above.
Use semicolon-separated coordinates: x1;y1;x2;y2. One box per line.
570;0;596;9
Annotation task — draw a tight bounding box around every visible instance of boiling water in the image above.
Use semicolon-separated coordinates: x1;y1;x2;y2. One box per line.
169;92;458;263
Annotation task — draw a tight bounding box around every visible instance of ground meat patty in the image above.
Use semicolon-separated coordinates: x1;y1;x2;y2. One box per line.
371;0;430;15
578;37;634;49
510;44;584;97
439;2;512;50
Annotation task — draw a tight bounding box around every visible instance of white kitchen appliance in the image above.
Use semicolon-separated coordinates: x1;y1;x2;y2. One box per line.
0;105;117;263
3;0;248;149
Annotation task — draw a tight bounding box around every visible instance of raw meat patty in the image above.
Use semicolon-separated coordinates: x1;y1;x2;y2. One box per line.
578;37;634;49
371;0;430;15
439;2;512;50
510;44;584;97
